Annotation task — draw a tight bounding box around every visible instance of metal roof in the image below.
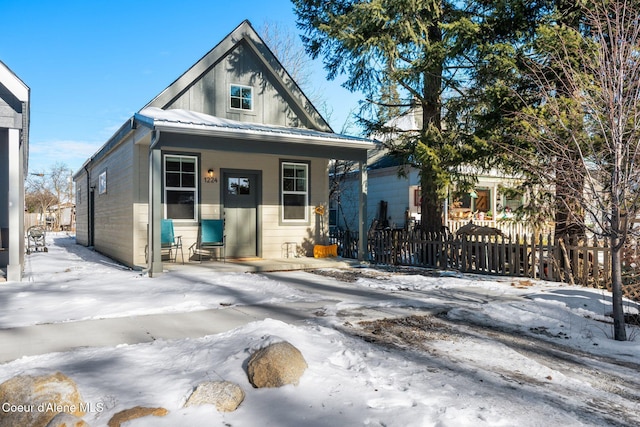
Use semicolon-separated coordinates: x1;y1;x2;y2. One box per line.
136;107;375;149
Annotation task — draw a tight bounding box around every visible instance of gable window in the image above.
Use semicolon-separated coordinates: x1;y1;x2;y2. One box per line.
164;154;197;220
230;84;252;111
281;162;309;222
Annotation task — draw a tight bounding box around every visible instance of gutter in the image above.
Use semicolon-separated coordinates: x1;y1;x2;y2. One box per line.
72;118;137;180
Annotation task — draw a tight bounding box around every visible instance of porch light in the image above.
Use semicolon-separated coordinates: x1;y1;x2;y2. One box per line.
470;190;478;198
205;168;217;183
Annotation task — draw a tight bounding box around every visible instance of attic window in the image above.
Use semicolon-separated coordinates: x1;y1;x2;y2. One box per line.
230;84;252;111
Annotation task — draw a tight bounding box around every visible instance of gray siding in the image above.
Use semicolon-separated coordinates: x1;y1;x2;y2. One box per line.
0;130;8;267
75;169;89;246
0;86;23;129
162;41;314;129
85;137;136;265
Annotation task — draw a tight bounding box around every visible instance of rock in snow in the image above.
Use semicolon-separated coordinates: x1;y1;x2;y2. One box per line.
107;406;168;427
184;381;245;412
45;412;90;427
247;341;308;388
0;372;84;427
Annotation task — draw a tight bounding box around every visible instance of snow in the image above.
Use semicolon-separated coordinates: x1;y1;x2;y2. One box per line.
1;233;640;426
137;107;373;145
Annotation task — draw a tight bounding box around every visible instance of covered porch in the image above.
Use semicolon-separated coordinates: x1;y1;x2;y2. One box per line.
136;108;373;276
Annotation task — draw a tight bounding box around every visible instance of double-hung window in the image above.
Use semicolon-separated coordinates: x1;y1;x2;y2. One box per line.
281;162;309;222
164;155;197;220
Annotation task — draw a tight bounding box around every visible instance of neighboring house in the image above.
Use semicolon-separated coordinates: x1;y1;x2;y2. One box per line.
73;21;372;274
332;108;527;234
0;61;29;282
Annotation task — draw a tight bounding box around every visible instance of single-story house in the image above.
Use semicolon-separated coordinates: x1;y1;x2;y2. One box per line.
73;20;373;275
0;61;29;282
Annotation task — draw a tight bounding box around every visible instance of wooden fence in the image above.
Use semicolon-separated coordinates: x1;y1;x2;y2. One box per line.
330;228;640;301
447;219;554;240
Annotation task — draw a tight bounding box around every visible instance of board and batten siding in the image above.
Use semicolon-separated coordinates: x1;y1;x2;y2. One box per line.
162;41;315;130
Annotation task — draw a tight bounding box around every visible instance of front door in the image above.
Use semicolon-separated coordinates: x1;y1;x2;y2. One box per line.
223;171;259;258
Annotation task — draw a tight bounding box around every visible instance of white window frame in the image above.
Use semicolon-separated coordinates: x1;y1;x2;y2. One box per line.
163;154;198;221
98;170;107;194
281;161;309;223
230;84;253;111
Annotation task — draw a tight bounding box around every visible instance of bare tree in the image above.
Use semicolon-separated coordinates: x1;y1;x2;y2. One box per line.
49;163;74;230
512;0;640;340
25;172;57;227
25;163;73;230
259;20;325;109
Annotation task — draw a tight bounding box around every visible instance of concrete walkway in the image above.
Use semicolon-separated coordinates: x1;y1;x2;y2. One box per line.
0;301;328;363
0;270;427;364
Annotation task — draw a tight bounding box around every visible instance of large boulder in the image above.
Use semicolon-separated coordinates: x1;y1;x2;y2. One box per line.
0;372;84;427
247;341;308;388
107;406;168;427
184;381;245;412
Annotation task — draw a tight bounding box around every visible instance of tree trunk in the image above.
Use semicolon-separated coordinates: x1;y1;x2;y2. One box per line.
610;241;627;341
554;3;586;242
419;22;444;233
554;154;585;240
420;164;443;232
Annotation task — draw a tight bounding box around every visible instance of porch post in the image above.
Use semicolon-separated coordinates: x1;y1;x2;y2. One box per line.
358;159;368;262
148;143;163;276
7;129;22;281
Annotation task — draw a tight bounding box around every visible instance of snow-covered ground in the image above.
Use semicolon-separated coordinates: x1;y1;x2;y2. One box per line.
1;233;640;426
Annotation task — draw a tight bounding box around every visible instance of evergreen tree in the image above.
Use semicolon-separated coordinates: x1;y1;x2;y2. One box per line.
470;1;591;236
294;0;487;231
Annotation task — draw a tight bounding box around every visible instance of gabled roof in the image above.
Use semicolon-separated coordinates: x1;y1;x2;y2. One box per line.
0;60;30;174
0;60;29;103
143;20;331;132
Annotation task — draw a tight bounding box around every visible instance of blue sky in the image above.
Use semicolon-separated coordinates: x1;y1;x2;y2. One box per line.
1;0;362;174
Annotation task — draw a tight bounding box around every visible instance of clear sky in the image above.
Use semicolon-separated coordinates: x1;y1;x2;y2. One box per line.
1;0;362;174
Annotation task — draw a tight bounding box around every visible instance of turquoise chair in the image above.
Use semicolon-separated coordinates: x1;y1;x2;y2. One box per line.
197;219;225;262
161;219;184;264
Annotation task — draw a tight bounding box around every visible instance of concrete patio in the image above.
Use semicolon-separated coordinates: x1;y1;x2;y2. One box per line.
162;255;364;274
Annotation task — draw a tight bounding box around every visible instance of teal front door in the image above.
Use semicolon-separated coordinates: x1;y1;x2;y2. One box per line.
223;171;259;258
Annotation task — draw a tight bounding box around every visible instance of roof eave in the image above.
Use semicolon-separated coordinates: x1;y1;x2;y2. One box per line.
152;121;374;151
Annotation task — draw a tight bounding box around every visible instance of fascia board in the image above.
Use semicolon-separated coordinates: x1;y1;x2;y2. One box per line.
152;122;373;150
0;62;28;102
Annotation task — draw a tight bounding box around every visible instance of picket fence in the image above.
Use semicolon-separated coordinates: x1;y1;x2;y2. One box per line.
330;228;640;301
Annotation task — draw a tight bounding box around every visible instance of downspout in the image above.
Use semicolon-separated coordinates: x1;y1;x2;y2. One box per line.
148;129;161;276
84;164;91;245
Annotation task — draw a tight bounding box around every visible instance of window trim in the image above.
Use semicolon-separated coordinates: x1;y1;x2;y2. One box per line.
229;84;253;111
280;160;310;224
98;170;107;195
163;153;199;222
